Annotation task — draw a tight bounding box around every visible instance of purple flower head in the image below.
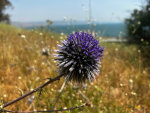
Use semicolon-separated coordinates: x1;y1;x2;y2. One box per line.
55;32;104;83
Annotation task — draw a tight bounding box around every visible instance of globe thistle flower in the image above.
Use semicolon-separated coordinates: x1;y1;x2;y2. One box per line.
54;32;104;83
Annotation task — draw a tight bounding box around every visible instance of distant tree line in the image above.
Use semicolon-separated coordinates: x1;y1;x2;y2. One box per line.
125;0;150;43
125;0;150;67
0;0;12;23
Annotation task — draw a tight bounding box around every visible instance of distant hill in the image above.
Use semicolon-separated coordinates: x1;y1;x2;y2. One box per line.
12;21;88;28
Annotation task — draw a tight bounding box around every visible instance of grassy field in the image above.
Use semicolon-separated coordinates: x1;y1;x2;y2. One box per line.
0;23;150;113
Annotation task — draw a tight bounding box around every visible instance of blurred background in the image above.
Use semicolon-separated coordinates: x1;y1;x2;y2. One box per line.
5;0;141;37
0;0;150;113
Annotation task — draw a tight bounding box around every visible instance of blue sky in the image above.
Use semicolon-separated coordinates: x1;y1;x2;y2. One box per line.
7;0;142;23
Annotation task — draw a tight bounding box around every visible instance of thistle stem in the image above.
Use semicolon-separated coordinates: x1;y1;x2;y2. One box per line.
51;79;67;110
2;74;63;108
2;103;88;113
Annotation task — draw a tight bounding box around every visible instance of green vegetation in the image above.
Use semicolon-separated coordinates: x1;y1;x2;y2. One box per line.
0;0;12;23
125;0;150;67
125;0;150;42
0;24;150;113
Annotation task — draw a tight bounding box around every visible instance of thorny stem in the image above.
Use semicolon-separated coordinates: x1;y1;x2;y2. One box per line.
1;103;89;113
2;74;63;108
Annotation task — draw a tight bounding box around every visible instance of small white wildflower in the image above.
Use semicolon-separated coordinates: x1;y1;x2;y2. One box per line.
141;38;144;42
138;49;141;53
129;79;133;83
42;48;50;56
143;70;146;74
60;36;63;40
0;105;3;109
53;60;57;63
63;107;67;109
72;31;75;34
20;34;26;39
3;94;7;98
115;48;118;52
92;31;96;37
120;83;125;87
39;33;43;36
51;88;54;91
137;21;141;25
79;100;83;103
43;108;47;111
91;82;94;85
94;85;98;89
18;76;22;80
131;91;136;96
42;62;45;65
99;37;102;40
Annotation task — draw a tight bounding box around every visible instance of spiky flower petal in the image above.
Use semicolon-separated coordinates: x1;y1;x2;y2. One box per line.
55;32;104;83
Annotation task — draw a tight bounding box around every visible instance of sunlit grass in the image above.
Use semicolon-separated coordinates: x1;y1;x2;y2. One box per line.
0;24;150;113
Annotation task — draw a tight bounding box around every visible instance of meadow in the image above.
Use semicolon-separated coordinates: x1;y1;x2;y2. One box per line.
0;23;150;113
